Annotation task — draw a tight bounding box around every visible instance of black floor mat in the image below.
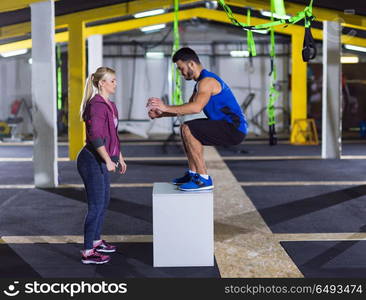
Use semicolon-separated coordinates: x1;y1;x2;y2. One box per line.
217;143;366;157
0;187;153;236
243;185;366;233
0;243;220;278
226;159;366;182
281;240;366;278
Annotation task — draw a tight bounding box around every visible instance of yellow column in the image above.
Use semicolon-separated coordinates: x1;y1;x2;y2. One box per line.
68;20;86;160
290;31;307;144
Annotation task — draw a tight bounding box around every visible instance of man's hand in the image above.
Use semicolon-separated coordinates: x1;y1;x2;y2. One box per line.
147;97;168;112
148;108;163;119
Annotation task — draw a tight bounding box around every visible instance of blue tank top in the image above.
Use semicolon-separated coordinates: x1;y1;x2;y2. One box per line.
194;69;248;134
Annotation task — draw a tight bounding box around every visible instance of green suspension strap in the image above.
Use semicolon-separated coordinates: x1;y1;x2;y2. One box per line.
218;0;315;30
272;0;286;17
268;0;279;145
217;0;316;62
56;44;62;111
218;0;315;144
171;0;183;106
246;8;256;57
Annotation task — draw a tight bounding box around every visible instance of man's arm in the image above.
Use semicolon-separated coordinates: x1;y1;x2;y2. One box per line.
149;78;214;116
148;108;176;119
160;92;196;117
160;112;179;117
147;91;197;119
188;92;196;103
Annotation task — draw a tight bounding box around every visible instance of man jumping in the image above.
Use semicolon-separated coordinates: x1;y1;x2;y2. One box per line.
147;47;248;191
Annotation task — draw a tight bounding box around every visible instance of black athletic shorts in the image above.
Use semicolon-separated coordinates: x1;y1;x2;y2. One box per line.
184;118;246;146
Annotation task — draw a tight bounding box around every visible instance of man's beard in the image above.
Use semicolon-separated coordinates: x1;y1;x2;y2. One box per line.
184;67;194;80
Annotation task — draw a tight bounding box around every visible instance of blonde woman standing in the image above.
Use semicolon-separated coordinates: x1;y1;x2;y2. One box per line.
77;67;127;264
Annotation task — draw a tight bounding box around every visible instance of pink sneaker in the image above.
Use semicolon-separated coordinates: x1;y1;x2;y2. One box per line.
94;240;117;253
81;249;110;265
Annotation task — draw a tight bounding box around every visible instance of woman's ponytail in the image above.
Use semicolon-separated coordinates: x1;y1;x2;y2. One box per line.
80;74;96;121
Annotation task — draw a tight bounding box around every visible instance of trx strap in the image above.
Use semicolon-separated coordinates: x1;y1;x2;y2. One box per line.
56;44;62;111
171;0;183;106
218;0;316;145
302;4;317;62
246;8;256;57
273;0;286;17
218;0;316;62
267;1;279;145
302;22;316;62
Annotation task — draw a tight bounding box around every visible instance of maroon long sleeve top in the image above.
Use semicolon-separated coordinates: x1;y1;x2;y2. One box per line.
83;94;121;162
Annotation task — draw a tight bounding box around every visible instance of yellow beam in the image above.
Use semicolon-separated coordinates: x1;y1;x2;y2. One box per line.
223;0;366;30
68;20;86;160
0;22;66;41
0;0;196;41
0;22;31;41
290;31;308;144
0;0;58;13
87;9;196;36
1;8;366;54
0;39;32;53
0;32;68;53
57;0;197;26
2;0;366;41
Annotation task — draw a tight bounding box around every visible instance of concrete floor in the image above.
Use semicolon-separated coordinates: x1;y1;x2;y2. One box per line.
1;137;366;278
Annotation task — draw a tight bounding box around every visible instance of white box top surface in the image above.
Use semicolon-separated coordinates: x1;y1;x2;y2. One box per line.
153;182;213;196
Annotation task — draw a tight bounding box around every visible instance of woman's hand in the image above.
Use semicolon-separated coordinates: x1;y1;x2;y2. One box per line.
118;153;127;174
106;160;116;172
118;160;127;174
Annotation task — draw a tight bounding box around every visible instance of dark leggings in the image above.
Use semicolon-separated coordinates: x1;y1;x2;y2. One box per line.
77;147;110;250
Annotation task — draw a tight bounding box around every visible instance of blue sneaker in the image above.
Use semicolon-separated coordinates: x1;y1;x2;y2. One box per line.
179;174;214;191
172;171;194;185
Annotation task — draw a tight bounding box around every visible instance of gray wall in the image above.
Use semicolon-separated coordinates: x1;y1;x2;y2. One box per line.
0;56;33;135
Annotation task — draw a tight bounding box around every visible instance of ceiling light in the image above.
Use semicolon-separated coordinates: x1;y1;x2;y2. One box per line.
344;44;366;53
133;9;165;19
230;50;250;57
205;1;218;9
249;29;269;34
0;49;28;58
140;24;166;33
146;52;165;59
341;56;359;63
260;10;291;20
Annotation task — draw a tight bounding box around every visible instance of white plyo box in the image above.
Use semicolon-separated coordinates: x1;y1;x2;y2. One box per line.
153;182;214;267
